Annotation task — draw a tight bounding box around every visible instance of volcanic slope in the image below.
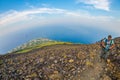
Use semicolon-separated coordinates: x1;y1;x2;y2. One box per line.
0;39;120;80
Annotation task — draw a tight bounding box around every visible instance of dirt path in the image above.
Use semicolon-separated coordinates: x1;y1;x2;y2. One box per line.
79;49;111;80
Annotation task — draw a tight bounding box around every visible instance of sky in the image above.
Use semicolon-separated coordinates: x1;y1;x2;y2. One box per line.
0;0;120;54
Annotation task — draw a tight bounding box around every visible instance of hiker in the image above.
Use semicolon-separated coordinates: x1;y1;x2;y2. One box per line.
101;35;115;60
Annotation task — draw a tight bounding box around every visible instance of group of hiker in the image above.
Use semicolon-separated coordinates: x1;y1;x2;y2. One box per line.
100;35;115;61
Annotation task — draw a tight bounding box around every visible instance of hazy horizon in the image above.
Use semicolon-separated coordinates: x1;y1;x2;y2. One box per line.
0;0;120;54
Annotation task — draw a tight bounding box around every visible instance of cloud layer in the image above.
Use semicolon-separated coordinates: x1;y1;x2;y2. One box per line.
77;0;110;11
0;7;120;37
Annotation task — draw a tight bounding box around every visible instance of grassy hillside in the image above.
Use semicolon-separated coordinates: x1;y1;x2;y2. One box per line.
9;38;72;54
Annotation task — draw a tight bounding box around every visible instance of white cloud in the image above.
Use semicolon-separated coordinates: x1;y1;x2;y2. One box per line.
0;8;65;26
77;0;110;11
0;7;120;37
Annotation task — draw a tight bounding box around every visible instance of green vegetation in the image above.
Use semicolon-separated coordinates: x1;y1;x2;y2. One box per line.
0;60;3;64
15;41;72;54
8;38;72;54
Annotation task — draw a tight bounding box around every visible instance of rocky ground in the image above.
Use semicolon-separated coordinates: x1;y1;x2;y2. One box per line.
0;42;120;80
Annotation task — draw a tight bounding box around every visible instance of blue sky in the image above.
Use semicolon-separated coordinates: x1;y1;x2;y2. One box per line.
0;0;120;15
0;0;120;54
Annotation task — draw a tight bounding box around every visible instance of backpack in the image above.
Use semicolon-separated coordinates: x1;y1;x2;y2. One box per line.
100;38;113;48
105;39;113;46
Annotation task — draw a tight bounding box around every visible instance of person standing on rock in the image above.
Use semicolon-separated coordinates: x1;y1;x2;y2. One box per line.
101;35;115;61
